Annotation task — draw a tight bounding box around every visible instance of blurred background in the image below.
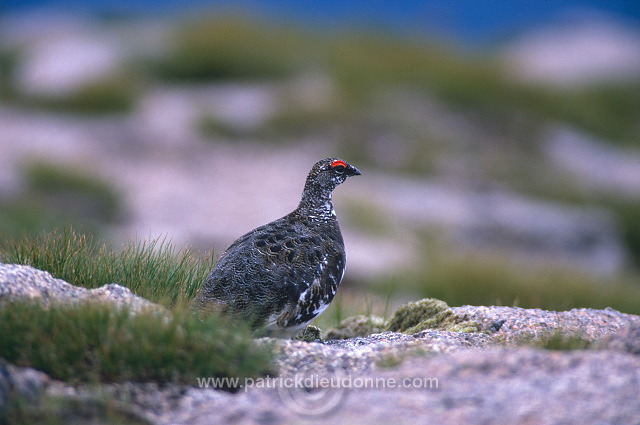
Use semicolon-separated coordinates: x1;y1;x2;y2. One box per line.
1;0;640;322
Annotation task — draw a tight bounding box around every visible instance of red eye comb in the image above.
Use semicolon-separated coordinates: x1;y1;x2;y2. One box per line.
330;160;347;168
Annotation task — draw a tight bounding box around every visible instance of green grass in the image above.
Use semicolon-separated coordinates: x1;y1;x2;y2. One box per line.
522;331;592;351
198;115;251;140
378;253;640;316
0;203;75;241
16;75;138;114
6;13;637;150
141;13;640;153
1;228;213;307
607;201;640;270
0;48;18;99
23;161;123;224
156;14;639;148
326;34;640;147
313;285;396;331
150;15;307;81
0;229;275;392
3;394;154;425
0;46;137;114
530;83;640;148
0;301;273;385
260;107;341;141
0;161;124;239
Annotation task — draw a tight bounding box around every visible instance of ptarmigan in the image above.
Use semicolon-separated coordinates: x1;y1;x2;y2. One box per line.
193;158;361;336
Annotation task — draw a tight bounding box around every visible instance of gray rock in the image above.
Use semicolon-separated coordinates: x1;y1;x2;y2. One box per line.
45;381;175;425
166;304;640;424
544;124;640;198
273;301;640;378
0;263;164;313
500;14;640;86
0;361;49;416
362;175;625;276
0;263;86;302
274;330;496;376
453;304;640;343
3;265;640;424
17;331;640;425
7;13;129;97
597;324;640;355
163;348;640;425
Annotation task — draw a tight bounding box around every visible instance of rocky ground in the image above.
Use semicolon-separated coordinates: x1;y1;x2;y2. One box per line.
1;263;640;425
2;10;640;424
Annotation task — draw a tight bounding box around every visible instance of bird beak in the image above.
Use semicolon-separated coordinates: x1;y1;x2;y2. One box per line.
350;165;362;176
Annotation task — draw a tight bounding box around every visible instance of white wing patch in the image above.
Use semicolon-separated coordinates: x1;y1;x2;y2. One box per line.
265;252;342;333
298;276;321;303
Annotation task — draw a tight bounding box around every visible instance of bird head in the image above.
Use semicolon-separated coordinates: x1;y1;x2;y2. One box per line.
304;157;361;194
297;158;361;213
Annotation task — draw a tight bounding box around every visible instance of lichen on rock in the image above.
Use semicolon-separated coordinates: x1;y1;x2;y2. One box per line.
386;298;480;334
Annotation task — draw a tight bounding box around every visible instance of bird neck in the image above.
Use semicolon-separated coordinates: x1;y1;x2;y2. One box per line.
297;190;336;222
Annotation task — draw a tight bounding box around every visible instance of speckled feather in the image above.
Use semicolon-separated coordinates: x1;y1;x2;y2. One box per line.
193;158;361;335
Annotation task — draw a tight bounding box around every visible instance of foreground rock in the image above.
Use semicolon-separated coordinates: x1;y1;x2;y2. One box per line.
1;263;639;424
0;263;163;313
0;361;50;419
163;347;640;425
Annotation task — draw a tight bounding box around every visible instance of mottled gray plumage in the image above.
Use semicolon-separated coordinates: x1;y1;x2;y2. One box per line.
193;158;361;335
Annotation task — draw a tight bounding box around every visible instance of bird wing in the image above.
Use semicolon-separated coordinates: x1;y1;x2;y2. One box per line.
263;234;345;330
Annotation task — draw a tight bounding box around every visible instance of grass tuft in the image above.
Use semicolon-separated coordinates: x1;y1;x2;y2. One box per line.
0;229;276;389
0;301;274;385
511;330;592;351
0;228;214;308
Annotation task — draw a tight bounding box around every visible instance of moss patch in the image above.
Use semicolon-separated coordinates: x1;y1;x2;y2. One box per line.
324;315;388;340
504;330;593;351
293;325;323;342
324;298;480;339
386;298;480;334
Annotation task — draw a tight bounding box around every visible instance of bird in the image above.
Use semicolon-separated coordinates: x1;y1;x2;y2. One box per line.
193;157;361;336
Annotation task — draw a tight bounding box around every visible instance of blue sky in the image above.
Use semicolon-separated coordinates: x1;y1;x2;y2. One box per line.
2;0;639;46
